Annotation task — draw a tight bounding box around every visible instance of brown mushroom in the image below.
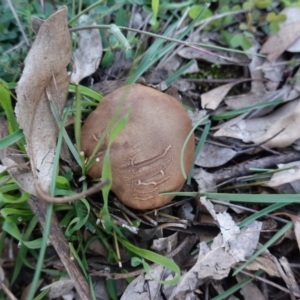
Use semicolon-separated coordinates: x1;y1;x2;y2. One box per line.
81;84;194;210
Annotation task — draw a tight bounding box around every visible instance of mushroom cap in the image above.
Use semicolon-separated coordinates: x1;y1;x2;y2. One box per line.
81;84;194;210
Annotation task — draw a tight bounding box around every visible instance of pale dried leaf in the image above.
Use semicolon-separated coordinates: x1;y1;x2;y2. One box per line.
120;265;165;300
279;8;300;52
260;21;300;62
187;109;207;127
41;278;74;299
0;266;4;283
202;197;262;261
162;56;181;73
195;143;236;168
252;100;300;148
2;157;35;194
293;68;300;93
15;7;71;194
71;16;102;83
279;257;300;296
236;274;266;300
172;78;195;92
192;168;216;192
201;81;239;110
151;232;178;253
225;86;290;111
215;99;300;148
267;161;300;187
0;165;7;174
178;202;195;222
169;199;261;300
261;57;286;84
177;47;249;66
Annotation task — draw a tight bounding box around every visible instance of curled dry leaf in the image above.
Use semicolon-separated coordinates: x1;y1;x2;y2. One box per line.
151;232;178;253
215;99;300;148
71;15;102;83
260;21;300;62
266;161;300;187
15;6;71;194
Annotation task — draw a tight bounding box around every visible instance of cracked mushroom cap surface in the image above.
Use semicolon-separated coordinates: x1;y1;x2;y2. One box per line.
81;84;194;210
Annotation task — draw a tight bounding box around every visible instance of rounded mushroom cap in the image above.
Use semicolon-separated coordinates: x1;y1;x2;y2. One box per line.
81;84;194;210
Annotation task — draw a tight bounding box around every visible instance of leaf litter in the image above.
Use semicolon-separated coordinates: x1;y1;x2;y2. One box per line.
4;2;300;300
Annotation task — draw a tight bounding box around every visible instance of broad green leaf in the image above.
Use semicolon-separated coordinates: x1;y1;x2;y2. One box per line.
255;0;271;8
189;5;212;20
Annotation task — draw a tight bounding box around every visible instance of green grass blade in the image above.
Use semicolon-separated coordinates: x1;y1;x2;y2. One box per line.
180;115;210;178
238;202;289;228
233;222;293;276
164;59;196;86
26;203;53;300
212;270;264;300
0;82;19;132
0;129;23;150
211;99;283;121
202;192;300;203
69;84;102;102
74;84;82;154
118;237;180;285
187;121;211;184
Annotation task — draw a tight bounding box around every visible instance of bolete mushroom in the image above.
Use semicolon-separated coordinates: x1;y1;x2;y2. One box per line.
81;84;194;210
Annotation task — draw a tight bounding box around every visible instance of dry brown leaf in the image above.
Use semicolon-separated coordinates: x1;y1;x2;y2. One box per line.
252;100;300;148
225;86;290;111
195;142;236;168
15;7;71;194
246;252;281;277
71;15;102;83
260;21;300;62
201;81;240;110
215;99;300;148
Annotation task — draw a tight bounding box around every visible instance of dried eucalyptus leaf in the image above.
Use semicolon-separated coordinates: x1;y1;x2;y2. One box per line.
15;6;71;194
71;15;102;83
